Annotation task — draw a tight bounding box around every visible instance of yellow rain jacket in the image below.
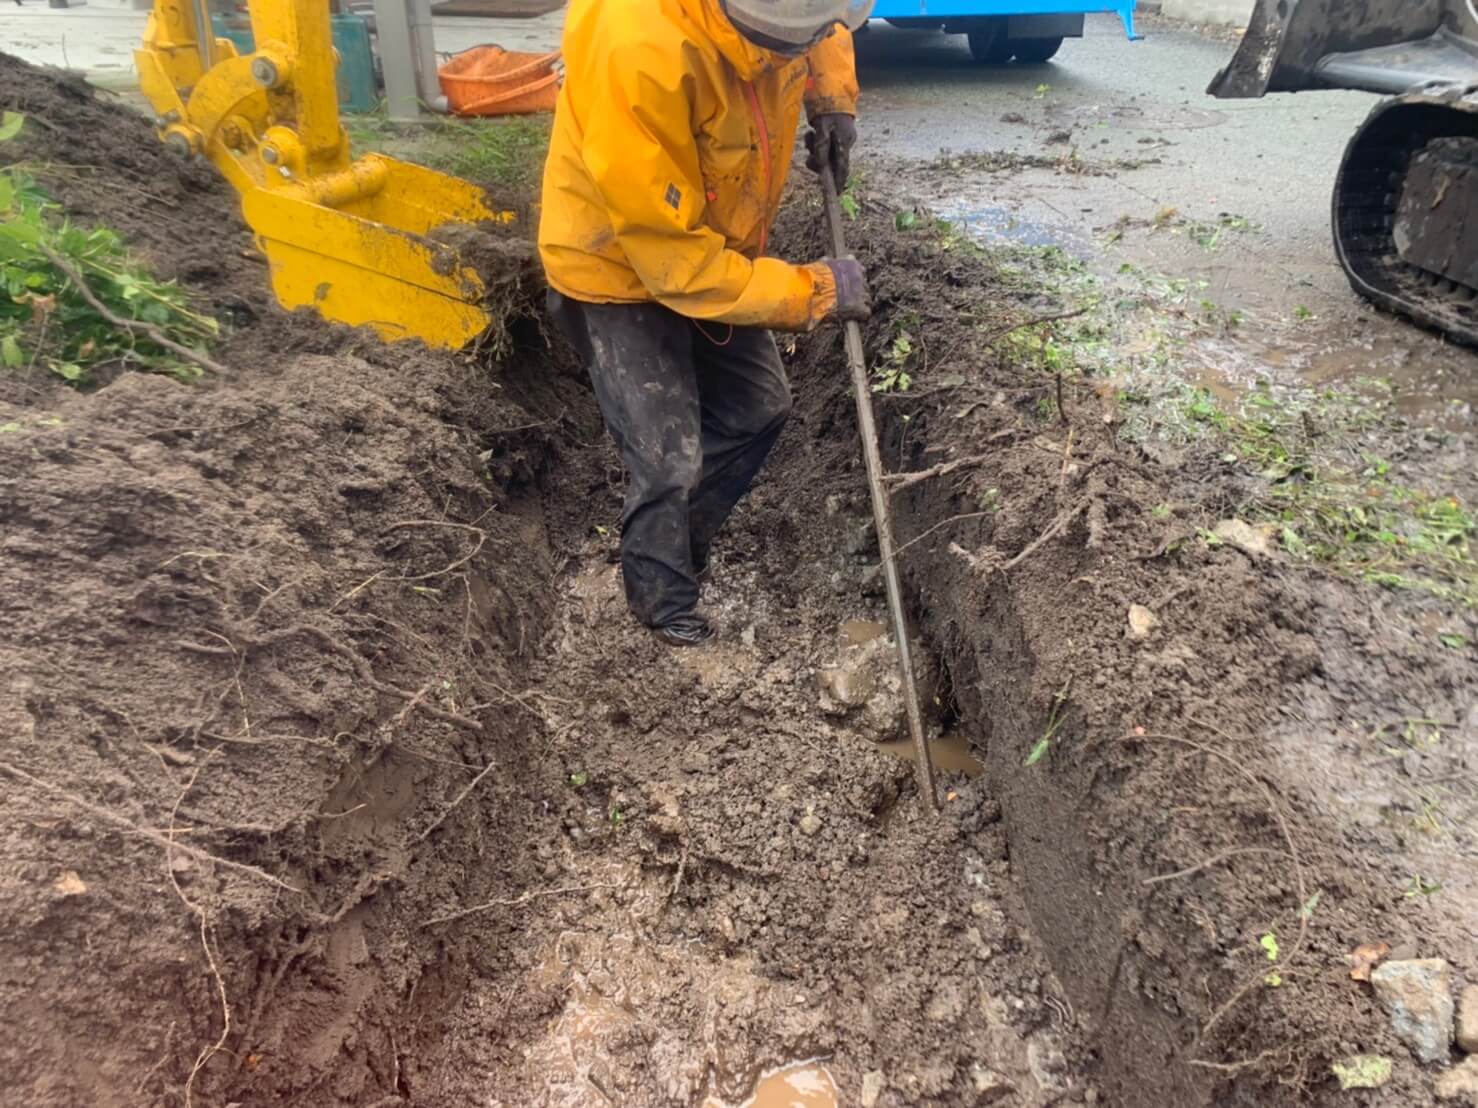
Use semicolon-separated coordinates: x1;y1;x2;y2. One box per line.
537;0;860;332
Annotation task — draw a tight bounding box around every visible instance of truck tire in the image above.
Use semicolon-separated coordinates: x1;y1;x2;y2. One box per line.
967;27;1014;64
1011;36;1064;63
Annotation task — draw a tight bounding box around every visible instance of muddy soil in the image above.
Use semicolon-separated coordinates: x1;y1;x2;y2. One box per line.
777;198;1476;1105
1;52;577;1107
3;51;1476;1108
405;364;1092;1106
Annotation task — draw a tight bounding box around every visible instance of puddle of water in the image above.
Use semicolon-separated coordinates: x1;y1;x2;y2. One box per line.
943;204;1087;251
703;1061;839;1108
1302;334;1417;386
879;731;984;778
839;618;886;646
1189;328;1477;428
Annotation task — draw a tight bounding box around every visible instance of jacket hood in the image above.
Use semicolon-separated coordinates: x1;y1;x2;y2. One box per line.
674;0;779;79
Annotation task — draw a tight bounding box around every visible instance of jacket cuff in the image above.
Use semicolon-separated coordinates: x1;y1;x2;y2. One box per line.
798;261;838;332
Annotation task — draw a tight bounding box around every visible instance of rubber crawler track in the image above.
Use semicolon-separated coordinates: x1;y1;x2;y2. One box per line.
1333;84;1478;346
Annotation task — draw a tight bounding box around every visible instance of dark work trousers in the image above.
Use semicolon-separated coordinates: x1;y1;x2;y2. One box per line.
548;290;792;629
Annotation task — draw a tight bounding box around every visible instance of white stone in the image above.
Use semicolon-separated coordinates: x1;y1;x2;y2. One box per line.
1370;958;1455;1064
1127;603;1160;640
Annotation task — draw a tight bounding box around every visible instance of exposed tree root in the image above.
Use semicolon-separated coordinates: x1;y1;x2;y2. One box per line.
423;881;623;928
0;759;301;893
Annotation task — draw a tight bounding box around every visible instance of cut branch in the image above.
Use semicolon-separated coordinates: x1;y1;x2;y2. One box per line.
1003;500;1087;571
1142;847;1289;886
39;242;230;376
884;453;990;493
981;305;1090;345
886;511;994;565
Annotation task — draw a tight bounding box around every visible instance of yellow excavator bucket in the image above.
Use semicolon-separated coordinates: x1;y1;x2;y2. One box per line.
135;0;516;349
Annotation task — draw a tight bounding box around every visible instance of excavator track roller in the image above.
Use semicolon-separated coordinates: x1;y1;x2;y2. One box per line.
1210;0;1478;346
1334;88;1478;343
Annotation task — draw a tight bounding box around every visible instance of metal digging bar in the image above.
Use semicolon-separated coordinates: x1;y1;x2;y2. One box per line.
819;171;939;815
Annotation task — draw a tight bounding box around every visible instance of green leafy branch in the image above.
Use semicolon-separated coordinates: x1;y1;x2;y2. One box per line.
872;326;915;393
1;112;220;386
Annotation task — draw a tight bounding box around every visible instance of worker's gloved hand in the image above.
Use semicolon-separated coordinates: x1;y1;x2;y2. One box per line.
806;112;857;190
826;257;871;323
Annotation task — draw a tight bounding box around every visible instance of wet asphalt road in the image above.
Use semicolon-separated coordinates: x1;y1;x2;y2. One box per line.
853;14;1371;259
850;14;1478;420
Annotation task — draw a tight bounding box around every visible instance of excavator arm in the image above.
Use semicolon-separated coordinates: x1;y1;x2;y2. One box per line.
1208;0;1475;97
135;0;516;348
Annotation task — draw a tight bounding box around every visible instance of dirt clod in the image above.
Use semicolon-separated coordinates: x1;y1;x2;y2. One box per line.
1126;603;1159;640
817;632;906;741
1436;1056;1478;1102
1352;941;1395;982
51;870;86;897
1212;516;1275;556
1458;986;1478;1055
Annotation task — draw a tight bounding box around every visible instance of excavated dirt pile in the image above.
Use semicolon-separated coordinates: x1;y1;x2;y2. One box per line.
3;52;1475;1108
0;53;583;1106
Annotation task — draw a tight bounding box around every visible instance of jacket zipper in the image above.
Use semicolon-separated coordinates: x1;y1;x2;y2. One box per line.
741;79;771;257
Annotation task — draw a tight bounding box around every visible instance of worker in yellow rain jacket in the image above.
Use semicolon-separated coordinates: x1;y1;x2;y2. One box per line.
539;0;873;647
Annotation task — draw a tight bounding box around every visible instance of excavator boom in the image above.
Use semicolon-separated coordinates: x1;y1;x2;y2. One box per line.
135;0;516;348
1209;0;1478;345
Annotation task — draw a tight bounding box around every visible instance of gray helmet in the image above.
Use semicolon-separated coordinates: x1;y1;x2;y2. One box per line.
723;0;874;52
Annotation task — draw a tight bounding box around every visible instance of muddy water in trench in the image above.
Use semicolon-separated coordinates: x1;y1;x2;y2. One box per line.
419;486;1085;1106
833;620;984;778
702;1061;839;1108
878;732;983;779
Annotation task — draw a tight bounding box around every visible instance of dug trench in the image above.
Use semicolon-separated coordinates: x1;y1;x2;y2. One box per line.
3;54;1475;1108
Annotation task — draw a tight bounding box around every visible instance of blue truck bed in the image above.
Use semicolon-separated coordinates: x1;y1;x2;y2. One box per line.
868;0;1139;47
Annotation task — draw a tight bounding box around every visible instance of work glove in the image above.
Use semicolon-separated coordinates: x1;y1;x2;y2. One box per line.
826;257;871;323
806;112;857;191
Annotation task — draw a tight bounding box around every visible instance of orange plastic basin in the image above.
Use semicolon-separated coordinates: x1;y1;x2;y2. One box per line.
439;45;561;116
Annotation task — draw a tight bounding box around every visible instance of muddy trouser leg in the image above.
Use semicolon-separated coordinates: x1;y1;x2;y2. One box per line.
547;291;703;628
687;323;793;561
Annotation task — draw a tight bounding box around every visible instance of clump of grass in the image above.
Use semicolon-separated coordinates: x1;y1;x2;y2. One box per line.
1189;214;1257;251
1161;380;1476;604
987;236;1475;605
1;114;218;386
346;112;550;189
1274;477;1474;604
931;217;988;257
899;208;1473;608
